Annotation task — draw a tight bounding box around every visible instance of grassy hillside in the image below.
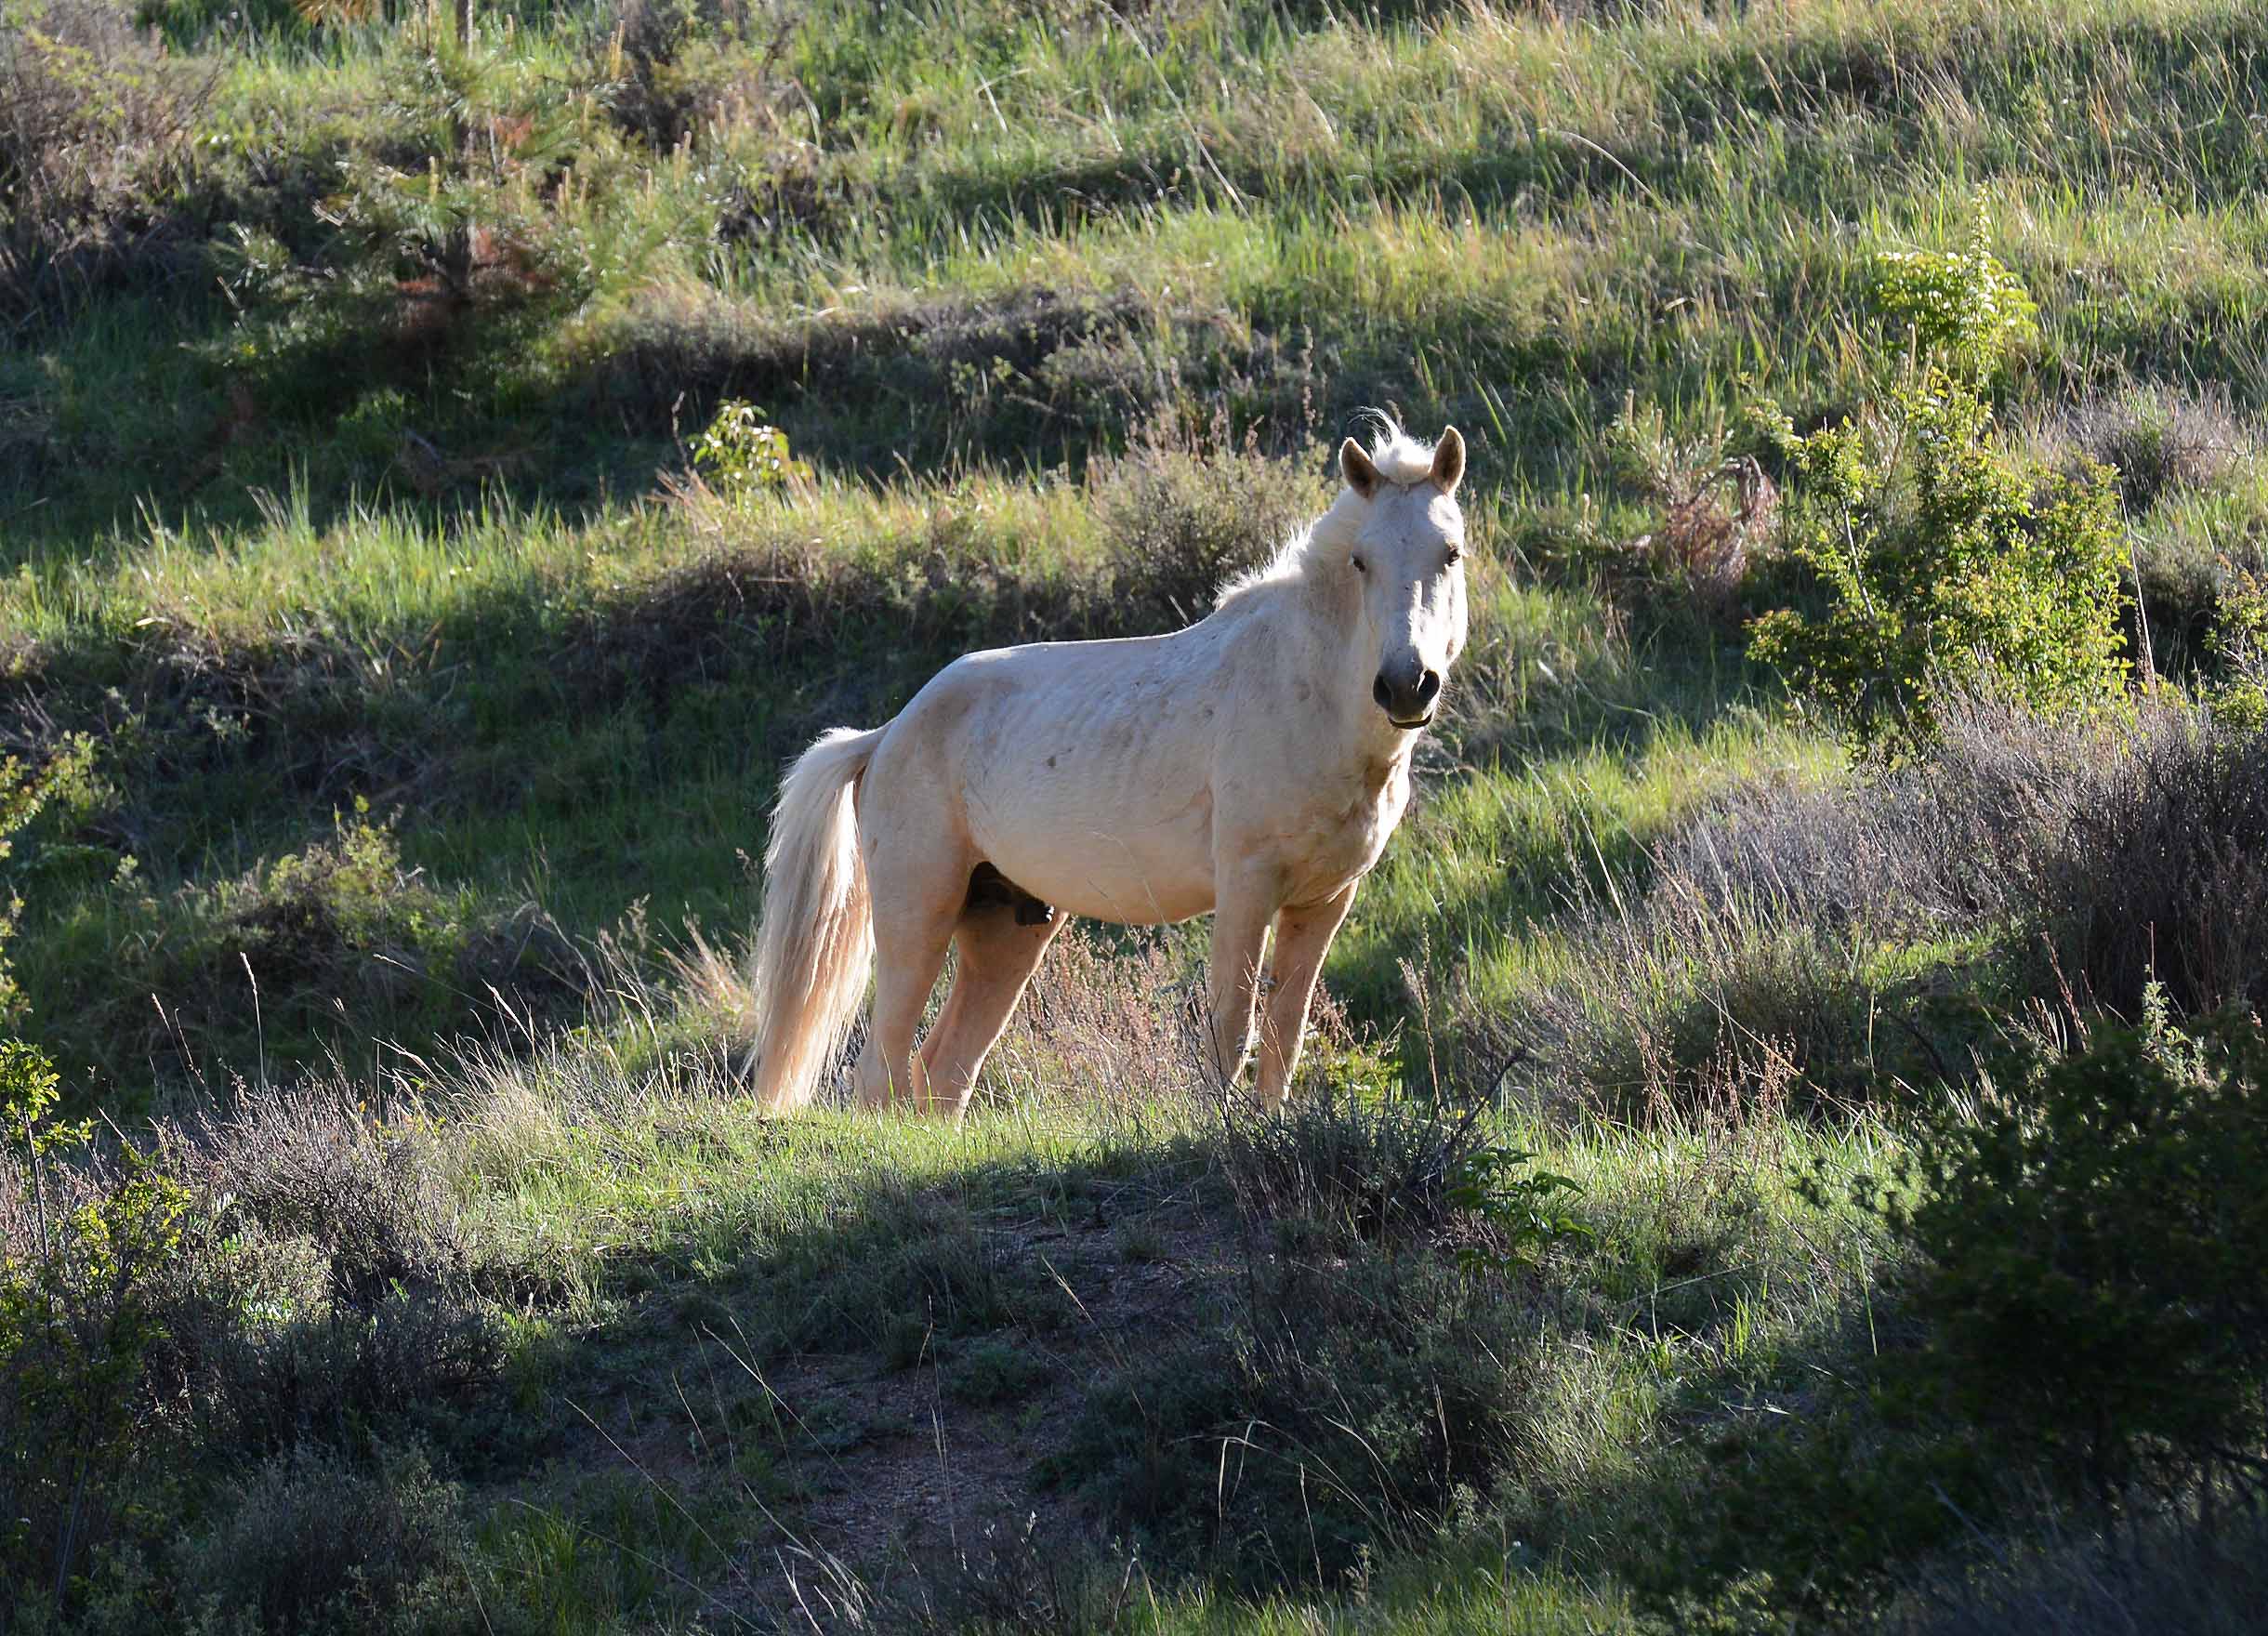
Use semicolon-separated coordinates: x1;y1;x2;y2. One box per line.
7;0;2268;1629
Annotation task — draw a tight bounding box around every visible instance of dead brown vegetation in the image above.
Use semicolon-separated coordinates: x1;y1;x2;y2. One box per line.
0;3;208;325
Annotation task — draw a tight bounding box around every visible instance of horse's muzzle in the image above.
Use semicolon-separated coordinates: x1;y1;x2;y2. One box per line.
1374;666;1442;727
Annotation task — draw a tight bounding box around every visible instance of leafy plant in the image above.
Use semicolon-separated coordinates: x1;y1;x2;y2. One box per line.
1;1136;193;1603
1869;208;2039;387
1;1037;81;1160
1446;1145;1589;1275
1747;210;2128;758
691;399;812;495
0;734;108;1028
2205;561;2268;732
1747;368;2129;759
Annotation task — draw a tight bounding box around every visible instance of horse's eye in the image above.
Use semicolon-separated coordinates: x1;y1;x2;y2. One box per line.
1445;546;1462;567
1351;555;1367;574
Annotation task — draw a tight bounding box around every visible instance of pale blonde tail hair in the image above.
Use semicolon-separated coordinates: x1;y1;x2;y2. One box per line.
746;726;881;1112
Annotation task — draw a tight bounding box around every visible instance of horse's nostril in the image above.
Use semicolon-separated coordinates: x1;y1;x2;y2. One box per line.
1416;670;1442;706
1373;674;1392;710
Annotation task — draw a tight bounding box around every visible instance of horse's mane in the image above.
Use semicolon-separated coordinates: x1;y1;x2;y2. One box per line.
1214;417;1444;611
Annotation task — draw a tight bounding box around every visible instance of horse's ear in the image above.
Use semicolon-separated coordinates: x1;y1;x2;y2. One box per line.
1339;437;1383;498
1430;426;1466;496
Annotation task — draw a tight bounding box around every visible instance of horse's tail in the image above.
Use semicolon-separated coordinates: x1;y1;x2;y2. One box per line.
748;726;883;1113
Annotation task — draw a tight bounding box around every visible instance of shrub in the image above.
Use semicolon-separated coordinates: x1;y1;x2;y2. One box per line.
1488;696;2268;1115
0;733;108;1028
1709;700;2268;1027
170;1443;478;1634
941;1335;1051;1407
2;1062;511;1619
2033;706;2268;1016
1747;369;2130;759
162;1078;471;1305
983;926;1214;1107
1747;212;2129;759
1208;1069;1587;1269
154;1258;505;1459
0;1128;193;1603
1888;1009;2268;1509
1484;846;1880;1120
1090;434;1327;630
689;399;811;495
2205;562;2268;730
1668;1389;1996;1628
1868;211;2037;386
2026;389;2250;516
0;2;204;324
1046;1243;1533;1589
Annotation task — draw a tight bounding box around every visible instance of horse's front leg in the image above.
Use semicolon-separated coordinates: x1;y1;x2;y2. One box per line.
1205;868;1277;1091
1256;882;1359;1108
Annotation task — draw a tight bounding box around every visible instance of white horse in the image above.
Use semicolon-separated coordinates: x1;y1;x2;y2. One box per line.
745;422;1470;1116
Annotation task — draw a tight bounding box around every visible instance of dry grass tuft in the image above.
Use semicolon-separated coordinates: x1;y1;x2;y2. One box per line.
1608;402;1779;617
158;1078;471;1304
983;927;1215;1110
1486;696;2268;1115
2023;388;2256;514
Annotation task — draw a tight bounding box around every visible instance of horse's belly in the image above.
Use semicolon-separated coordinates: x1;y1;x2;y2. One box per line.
1046;854;1215;926
977;809;1217;927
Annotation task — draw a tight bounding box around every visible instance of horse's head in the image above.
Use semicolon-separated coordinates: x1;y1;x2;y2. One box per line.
1336;426;1468;732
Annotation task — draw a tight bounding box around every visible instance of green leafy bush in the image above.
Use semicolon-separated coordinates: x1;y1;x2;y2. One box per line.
689;399;811;495
1;1135;193;1603
0;734;110;1028
1446;1144;1590;1275
1684;1007;2268;1619
1747;369;2129;759
1869;212;2038;386
2205;563;2268;732
1892;1008;2268;1509
1747;215;2129;759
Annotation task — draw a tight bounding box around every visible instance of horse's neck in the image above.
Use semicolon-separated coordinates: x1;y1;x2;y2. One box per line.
1230;571;1407;785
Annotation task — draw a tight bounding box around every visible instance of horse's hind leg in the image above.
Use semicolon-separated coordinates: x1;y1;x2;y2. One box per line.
918;899;1061;1118
855;848;963;1111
